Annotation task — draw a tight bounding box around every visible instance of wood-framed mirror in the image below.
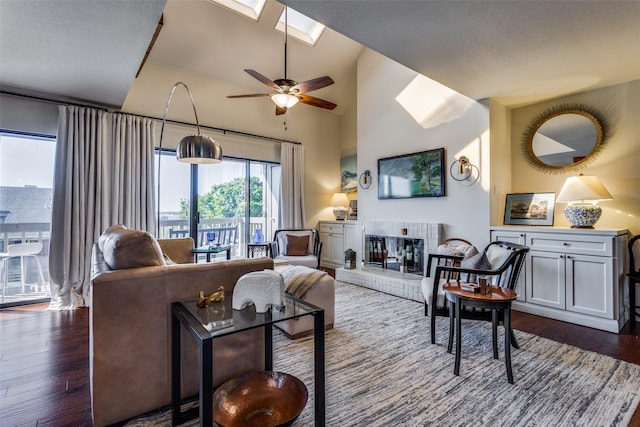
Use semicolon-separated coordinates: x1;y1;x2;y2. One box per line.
524;106;605;172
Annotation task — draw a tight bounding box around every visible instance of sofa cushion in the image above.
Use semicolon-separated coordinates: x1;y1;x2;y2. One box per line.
486;245;513;270
436;242;479;259
91;244;111;278
158;238;195;264
461;251;491;282
286;234;310;256
486;245;515;286
98;224;165;270
273;255;318;269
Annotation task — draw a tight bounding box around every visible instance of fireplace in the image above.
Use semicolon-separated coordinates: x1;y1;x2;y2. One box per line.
336;221;442;302
364;234;424;276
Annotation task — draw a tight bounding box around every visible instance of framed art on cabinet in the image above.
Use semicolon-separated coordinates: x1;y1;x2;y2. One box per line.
504;192;555;226
347;200;357;220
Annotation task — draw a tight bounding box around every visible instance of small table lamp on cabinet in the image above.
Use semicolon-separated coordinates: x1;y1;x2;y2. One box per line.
330;192;350;220
556;175;612;228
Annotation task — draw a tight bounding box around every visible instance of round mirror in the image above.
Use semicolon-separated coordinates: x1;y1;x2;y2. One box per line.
526;109;603;170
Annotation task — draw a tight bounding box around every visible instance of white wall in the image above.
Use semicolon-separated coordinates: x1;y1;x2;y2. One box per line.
489;100;513;226
356;49;492;248
509;80;640;235
122;62;344;230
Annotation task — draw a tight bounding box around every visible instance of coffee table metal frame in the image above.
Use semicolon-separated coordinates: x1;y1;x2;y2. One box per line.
192;245;231;262
443;283;518;384
171;295;325;426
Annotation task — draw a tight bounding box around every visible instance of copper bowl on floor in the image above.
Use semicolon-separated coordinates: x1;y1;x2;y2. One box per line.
213;371;308;427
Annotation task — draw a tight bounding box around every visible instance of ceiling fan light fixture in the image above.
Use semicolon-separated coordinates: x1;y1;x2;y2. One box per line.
271;93;299;109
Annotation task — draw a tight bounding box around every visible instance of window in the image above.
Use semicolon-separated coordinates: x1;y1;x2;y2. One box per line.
275;7;326;46
208;1;325;45
155;149;191;238
208;0;266;21
0;131;56;306
155;150;280;259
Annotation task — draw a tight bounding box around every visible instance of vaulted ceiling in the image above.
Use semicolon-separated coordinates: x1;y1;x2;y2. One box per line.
1;0;638;112
282;0;640;107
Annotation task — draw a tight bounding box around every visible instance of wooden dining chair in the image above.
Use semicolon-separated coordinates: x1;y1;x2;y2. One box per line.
422;241;529;345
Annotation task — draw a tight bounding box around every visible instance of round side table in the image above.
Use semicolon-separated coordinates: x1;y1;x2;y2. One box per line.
443;283;518;384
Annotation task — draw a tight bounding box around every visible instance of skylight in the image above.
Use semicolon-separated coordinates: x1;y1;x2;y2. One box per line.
275;7;326;46
208;0;266;21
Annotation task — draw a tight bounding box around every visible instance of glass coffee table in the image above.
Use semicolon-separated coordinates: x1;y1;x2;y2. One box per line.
192;244;231;262
171;294;325;427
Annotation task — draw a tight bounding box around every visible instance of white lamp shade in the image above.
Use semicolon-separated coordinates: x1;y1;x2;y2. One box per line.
330;192;349;208
271;93;300;109
556;175;613;204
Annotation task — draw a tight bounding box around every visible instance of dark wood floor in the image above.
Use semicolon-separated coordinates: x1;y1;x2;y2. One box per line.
1;298;639;426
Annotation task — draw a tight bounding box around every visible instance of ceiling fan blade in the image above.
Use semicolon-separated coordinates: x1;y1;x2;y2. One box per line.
291;76;334;94
244;69;282;92
298;94;337;110
275;105;287;116
227;93;272;98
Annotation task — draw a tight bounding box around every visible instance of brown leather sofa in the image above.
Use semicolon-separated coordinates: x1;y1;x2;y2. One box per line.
90;234;273;426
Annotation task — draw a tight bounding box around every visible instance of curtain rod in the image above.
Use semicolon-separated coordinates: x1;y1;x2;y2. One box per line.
1;89;301;146
142;115;301;146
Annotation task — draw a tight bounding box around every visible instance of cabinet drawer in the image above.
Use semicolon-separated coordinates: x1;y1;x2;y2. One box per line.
319;223;344;234
526;233;613;257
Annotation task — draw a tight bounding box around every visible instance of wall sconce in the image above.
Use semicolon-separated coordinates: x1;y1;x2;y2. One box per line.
359;170;372;189
330;192;350;220
556;174;613;228
450;156;478;182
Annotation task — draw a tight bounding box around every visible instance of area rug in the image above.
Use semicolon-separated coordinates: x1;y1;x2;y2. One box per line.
125;281;640;426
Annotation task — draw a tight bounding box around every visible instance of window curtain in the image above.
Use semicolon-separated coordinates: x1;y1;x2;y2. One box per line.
280;142;305;229
48;106;155;310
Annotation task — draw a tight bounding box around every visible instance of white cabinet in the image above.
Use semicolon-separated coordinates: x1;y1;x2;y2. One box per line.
318;221;359;268
491;227;629;333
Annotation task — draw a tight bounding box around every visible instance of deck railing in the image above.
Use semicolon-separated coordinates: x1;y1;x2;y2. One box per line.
1;218;270;256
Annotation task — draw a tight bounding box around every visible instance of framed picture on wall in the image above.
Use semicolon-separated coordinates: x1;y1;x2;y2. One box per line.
341;155;357;194
504;192;555;226
377;148;446;199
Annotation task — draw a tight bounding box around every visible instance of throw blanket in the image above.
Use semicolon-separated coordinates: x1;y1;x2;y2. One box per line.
280;266;327;299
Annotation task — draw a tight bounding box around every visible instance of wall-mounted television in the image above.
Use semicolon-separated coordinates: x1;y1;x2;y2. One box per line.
378;148;446;199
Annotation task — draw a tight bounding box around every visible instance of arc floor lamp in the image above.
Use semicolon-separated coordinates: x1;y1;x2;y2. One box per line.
156;82;223;237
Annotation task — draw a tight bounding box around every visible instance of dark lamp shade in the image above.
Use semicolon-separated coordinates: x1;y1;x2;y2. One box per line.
176;134;222;164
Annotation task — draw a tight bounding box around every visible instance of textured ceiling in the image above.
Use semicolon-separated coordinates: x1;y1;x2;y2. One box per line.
1;0;638;111
0;0;166;107
282;0;640;106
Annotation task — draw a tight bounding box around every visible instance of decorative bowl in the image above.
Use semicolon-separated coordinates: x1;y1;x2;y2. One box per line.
213;371;308;427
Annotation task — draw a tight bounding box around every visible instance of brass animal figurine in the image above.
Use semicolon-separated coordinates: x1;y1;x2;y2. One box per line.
197;286;225;308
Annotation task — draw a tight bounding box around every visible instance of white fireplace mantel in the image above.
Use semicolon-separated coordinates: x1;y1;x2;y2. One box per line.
362;221;442;254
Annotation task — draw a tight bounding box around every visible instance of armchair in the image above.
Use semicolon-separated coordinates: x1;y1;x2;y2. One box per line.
422;241;529;345
271;229;322;269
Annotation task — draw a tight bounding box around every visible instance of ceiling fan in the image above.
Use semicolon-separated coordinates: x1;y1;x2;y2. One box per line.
227;7;337;116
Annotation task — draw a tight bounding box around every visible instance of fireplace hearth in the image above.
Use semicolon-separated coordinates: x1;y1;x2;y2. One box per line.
364;234;424;275
336;221;442;302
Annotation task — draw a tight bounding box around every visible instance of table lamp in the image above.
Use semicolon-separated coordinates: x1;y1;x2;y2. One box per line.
556;175;612;228
330;192;350;220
